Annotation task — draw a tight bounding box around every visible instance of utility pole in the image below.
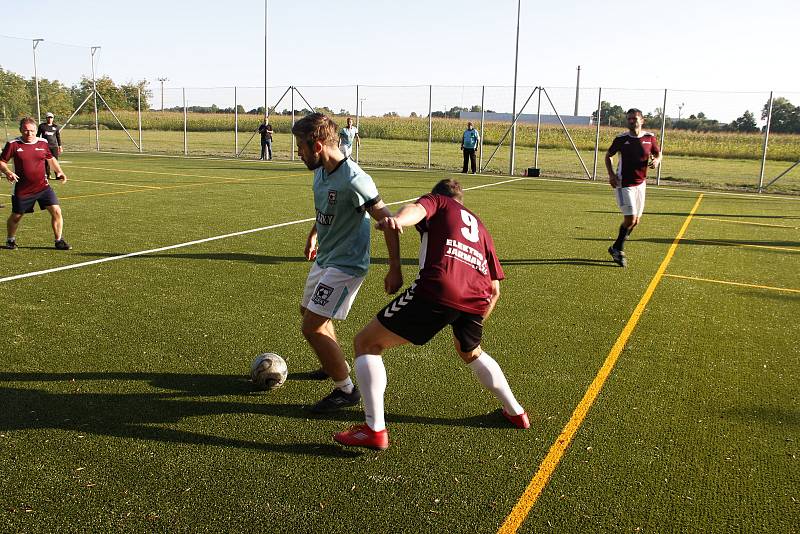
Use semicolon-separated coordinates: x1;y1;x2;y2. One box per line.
32;39;44;124
574;65;581;116
678;102;684;120
157;77;168;111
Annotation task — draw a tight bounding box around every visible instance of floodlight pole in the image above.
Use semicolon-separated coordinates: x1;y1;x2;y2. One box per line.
91;46;101;151
574;65;581;116
592;87;602;180
291;86;295;161
234;86;239;157
137;88;143;153
509;0;521;176
157;77;168;111
534;86;542;168
355;85;360;163
427;85;433;169
182;87;188;155
478;85;485;172
264;0;268;124
32;39;44;124
657;88;667;185
758;90;773;193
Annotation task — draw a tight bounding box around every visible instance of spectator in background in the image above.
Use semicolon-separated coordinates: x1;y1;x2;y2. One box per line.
461;121;480;174
338;117;360;160
258;120;273;160
36;112;62;178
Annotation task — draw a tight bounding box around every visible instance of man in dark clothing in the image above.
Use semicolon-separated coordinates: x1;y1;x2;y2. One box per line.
258;121;273;160
36;112;62;178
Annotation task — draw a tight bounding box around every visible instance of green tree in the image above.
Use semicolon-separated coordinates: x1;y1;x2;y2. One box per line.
0;67;33;118
762;96;800;133
727;110;759;132
591;101;626;126
120;80;152;110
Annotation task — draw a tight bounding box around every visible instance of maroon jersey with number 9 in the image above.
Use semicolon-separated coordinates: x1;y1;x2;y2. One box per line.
413;194;505;315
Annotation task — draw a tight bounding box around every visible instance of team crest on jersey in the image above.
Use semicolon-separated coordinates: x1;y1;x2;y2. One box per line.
328;190;338;205
312;283;335;306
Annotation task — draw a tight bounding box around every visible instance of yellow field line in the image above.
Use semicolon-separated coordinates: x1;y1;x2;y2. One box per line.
61;189;156;200
695;216;799;230
498;193;705;534
66;165;306;183
664;273;800;294
69;178;163;190
693;238;800;253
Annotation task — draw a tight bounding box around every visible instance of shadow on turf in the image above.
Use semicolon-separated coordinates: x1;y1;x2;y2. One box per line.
501;257;617;267
587;209;800;220
0;372;511;454
576;237;800;249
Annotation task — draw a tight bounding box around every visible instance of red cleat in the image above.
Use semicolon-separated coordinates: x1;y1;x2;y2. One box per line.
333;424;389;450
503;409;530;429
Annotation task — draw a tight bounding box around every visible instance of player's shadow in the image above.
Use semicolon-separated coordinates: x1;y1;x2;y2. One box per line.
0;372;510;453
587;209;800;220
576;237;800;249
500;257;616;268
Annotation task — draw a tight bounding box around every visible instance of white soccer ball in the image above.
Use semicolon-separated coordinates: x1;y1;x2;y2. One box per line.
250;352;288;390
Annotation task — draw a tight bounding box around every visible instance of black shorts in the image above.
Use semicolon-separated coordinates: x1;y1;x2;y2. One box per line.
12;187;59;214
376;285;484;352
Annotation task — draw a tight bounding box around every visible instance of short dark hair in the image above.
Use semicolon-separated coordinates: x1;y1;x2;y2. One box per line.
291;113;339;148
431;179;464;202
627;108;643;118
19;117;36;129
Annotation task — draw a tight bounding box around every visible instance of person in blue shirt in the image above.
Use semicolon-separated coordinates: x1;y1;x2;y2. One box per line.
338;117;360;159
461;121;480;174
291;113;402;412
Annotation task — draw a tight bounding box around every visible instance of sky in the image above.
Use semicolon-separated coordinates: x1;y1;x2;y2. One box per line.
1;0;798;121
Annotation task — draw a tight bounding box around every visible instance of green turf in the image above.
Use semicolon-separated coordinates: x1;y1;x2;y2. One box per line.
1;153;798;532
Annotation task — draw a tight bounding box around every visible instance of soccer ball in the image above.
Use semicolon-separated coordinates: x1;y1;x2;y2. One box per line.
250;352;288;390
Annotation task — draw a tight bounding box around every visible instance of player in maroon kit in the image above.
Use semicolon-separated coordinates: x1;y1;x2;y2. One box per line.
604;108;661;267
333;179;529;450
1;117;71;250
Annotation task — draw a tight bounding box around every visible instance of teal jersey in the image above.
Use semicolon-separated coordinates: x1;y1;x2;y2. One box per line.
339;126;358;148
313;158;379;276
462;128;480;149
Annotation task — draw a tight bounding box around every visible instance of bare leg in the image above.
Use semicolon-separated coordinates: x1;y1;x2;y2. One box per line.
46;205;63;240
301;308;349;382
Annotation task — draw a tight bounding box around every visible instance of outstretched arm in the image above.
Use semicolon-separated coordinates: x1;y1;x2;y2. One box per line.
368;201;403;294
374;202;427;234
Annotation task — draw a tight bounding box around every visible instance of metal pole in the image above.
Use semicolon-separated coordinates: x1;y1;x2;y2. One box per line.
32;39;44;124
479;85;485;172
291;86;295;162
758;91;773;192
264;0;272;124
91;46;101;151
534;86;542;168
763;159;800;190
541;87;591;179
137;88;142;153
427;85;433;169
509;0;521;176
182;87;188;155
234;86;239;157
157;78;167;111
592;87;602;180
657;88;667;185
2;105;8;142
355;85;360;163
574;66;581;116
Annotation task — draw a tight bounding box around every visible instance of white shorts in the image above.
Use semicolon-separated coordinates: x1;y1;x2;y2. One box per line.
615;182;646;217
301;263;365;320
339;144;353;158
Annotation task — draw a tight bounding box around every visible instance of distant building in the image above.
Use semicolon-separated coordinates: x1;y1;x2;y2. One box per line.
460;111;592;126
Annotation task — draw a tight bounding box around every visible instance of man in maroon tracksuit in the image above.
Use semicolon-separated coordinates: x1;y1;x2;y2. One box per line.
333;178;529;450
1;117;71;250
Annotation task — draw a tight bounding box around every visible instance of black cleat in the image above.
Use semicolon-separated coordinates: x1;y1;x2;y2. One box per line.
608;246;627;267
4;239;18;250
311;387;361;413
55;239;72;250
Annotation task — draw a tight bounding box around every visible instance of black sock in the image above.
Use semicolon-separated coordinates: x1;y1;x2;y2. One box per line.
613;224;631;251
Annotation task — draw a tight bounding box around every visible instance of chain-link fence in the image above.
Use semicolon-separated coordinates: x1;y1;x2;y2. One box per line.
2;35;798;193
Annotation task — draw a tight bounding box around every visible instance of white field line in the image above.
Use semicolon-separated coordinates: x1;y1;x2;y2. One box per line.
84;150;800;202
0;177;529;284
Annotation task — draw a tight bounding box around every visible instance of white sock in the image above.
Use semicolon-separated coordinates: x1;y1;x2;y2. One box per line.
333;376;354;394
355;354;387;431
468;351;524;416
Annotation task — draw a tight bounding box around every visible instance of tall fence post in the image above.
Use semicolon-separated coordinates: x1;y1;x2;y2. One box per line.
534;86;542;168
182;88;188;156
427;85;433;169
657;88;667;185
479;85;485;173
355;84;360;163
90;46;101;151
758;90;773;192
234;86;239;157
291;86;295;162
137;88;143;153
592;87;602;180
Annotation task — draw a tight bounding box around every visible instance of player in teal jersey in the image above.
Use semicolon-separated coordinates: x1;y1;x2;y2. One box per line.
292;113;402;412
338;117;360;159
